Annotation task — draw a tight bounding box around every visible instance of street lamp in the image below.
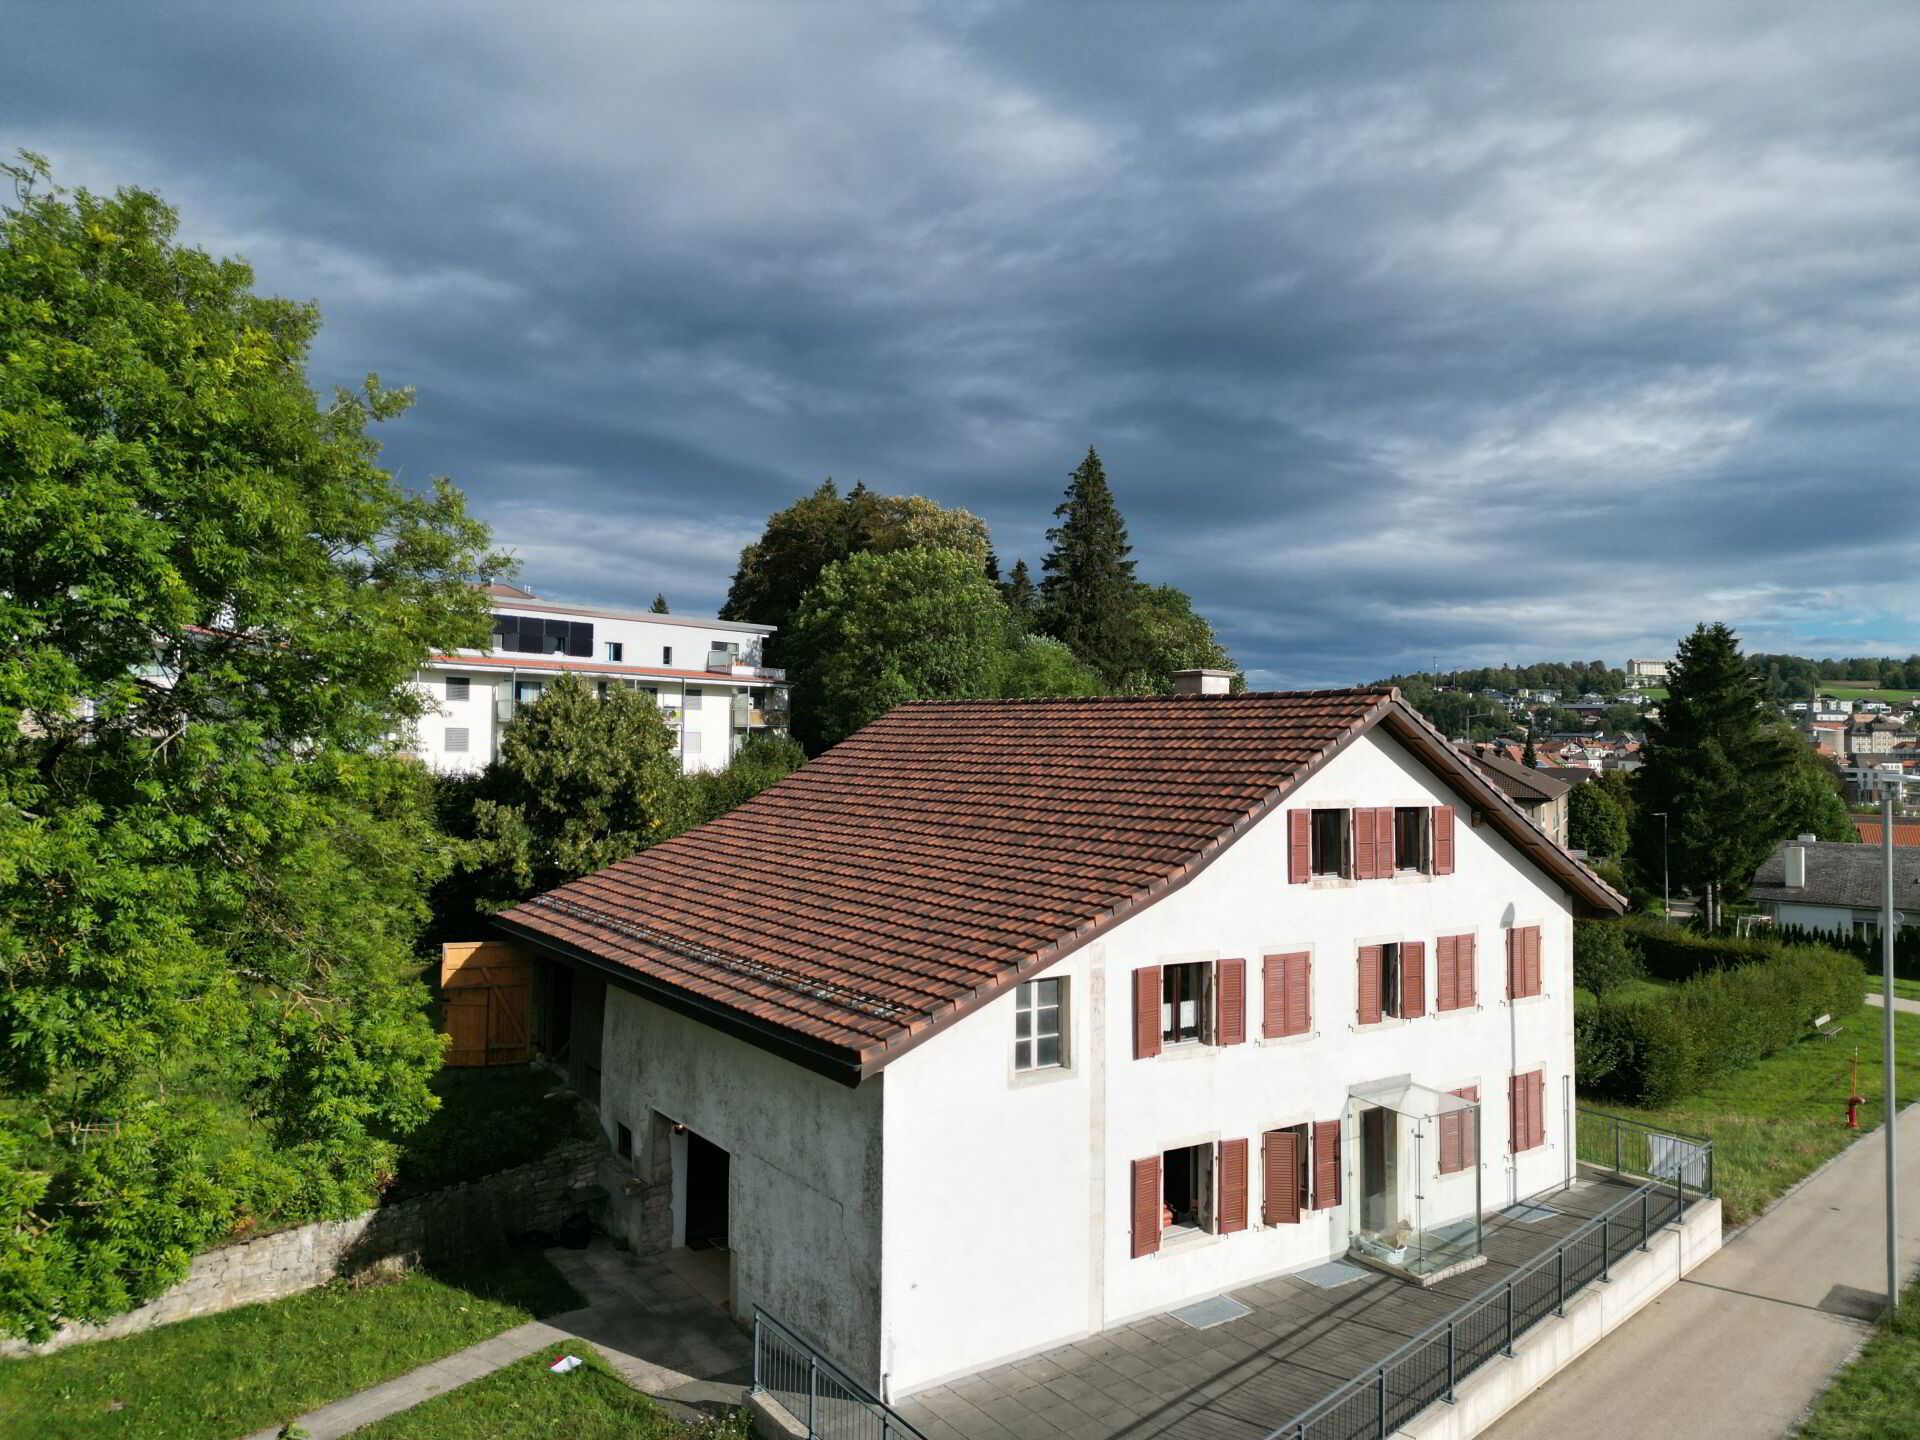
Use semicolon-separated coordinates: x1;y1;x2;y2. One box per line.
1651;811;1670;918
1879;780;1905;1316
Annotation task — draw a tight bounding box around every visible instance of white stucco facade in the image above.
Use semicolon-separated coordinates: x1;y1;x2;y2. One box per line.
574;724;1584;1398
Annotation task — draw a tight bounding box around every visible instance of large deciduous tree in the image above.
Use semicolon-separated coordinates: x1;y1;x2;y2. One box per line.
1121;584;1242;693
1038;448;1150;685
1568;780;1628;858
1632;623;1795;928
0;157;502;1338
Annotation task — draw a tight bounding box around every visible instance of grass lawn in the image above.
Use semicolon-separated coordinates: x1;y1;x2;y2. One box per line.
1797;1271;1920;1439
0;1250;583;1440
348;1343;748;1440
1583;1005;1920;1228
1867;975;1920;1003
387;1065;599;1202
1818;686;1920;706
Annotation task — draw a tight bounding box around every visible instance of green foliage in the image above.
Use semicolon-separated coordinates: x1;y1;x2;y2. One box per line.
1576;942;1862;1104
1611;915;1777;980
1796;1269;1920;1440
787;548;1011;749
988;633;1107;699
385;1067;598;1203
1632;623;1796;928
720;480;990;662
1038;448;1149;686
1568;781;1628;857
1775;727;1856;842
1573;920;1642;996
1119;585;1242;694
1772;921;1920;983
649;593;669;614
672;734;807;834
0;157;502;1339
1002;558;1038;629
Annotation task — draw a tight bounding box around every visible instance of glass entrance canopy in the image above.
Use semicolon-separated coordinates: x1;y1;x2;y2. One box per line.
1345;1079;1484;1280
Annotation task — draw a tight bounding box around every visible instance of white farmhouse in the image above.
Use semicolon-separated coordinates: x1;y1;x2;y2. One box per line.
407;584;788;774
494;677;1623;1399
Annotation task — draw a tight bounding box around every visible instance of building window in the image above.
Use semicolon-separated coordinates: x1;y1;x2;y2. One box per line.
616;1122;633;1159
1161;962;1212;1045
663;645;674;666
514;680;546;705
684;730;702;755
444;726;469;754
445;675;470;702
606;641;624;662
1163;1143;1216;1235
1394;807;1428;871
1310;808;1349;876
1014;978;1066;1071
491;613;592;657
683;688;703;710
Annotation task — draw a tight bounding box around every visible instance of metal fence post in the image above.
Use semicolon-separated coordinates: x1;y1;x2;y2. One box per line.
1377;1369;1387;1438
1600;1216;1611;1282
808;1354;818;1436
751;1312;762;1394
1556;1246;1566;1317
1503;1282;1516;1357
1640;1190;1651;1252
1445;1321;1456;1402
1613;1121;1622;1175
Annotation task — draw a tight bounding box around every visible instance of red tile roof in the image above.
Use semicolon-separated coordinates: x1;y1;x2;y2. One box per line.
497;689;1623;1081
1854;818;1920;847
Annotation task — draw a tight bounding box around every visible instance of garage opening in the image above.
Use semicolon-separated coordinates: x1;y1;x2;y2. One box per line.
684;1130;730;1251
665;1122;734;1314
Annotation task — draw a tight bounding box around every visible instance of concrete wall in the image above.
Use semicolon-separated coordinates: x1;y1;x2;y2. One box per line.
596;985;886;1381
1771;900;1856;935
2;1140;603;1357
880;728;1579;1396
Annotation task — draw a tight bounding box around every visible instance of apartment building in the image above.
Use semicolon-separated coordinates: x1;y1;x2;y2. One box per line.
489;676;1622;1396
408;585;788;774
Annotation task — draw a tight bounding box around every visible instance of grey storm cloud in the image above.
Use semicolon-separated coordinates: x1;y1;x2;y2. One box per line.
6;0;1919;684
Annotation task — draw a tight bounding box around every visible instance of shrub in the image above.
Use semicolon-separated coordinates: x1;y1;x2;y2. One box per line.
1574;920;1642;997
1578;942;1864;1105
1614;915;1777;981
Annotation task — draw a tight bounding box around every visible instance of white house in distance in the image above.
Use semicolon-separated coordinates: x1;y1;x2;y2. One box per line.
1750;835;1920;940
407;584;789;774
492;675;1624;1399
1624;658;1669;689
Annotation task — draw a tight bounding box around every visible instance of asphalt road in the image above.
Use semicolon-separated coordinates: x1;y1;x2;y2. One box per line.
1485;1103;1920;1440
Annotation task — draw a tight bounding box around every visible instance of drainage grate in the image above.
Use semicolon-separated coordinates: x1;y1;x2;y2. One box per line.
1296;1259;1371;1289
1170;1295;1252;1329
1500;1201;1561;1224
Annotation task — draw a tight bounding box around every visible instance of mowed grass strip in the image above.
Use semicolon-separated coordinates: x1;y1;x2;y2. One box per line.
0;1250;582;1440
347;1343;746;1440
1584;1006;1920;1227
1797;1271;1920;1439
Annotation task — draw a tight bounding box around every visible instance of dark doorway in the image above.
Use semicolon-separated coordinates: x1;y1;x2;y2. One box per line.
684;1131;730;1251
542;962;573;1063
1361;1106;1390;1232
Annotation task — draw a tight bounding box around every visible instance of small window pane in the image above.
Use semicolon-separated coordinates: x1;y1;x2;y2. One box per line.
1015;1039;1032;1070
1015;1010;1031;1039
1036;1034;1061;1067
446;676;470;702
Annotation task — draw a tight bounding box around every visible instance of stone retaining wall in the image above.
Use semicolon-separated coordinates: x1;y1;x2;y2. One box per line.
3;1139;605;1356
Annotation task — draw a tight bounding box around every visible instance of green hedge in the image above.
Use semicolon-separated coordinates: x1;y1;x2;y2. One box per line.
1576;942;1863;1105
1771;921;1920;982
1608;914;1778;981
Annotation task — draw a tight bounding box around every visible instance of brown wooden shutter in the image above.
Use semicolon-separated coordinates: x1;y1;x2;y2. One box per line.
1461;1085;1481;1167
1529;1071;1546;1151
1399;941;1426;1020
1526;926;1543;999
1435;936;1458;1013
1134;966;1162;1059
1286;952;1312;1036
1376;807;1397;872
1437;1108;1460;1175
1262;954;1286;1039
1508;927;1542;1000
1458;933;1478;1008
1218;1139;1249;1233
1432;804;1456;874
1131;1156;1162;1257
1311;1119;1342;1209
1288;809;1311;883
1262;1128;1302;1225
1352;806;1377;880
1440;1084;1480;1174
1216;958;1246;1046
1506;929;1522;1000
1508;1074;1523;1153
1357;945;1383;1025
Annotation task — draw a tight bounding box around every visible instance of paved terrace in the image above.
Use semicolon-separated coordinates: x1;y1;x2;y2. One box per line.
895;1173;1647;1440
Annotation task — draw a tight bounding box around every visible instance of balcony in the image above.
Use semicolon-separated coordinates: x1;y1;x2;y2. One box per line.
706;649;785;681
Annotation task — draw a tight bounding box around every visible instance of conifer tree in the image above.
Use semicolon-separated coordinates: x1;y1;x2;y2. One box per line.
650;593;669;613
1003;558;1037;627
1632;623;1794;928
1038;448;1148;684
1523;727;1539;768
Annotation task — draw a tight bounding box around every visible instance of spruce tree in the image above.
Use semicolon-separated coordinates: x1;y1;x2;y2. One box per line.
1523;727;1539;767
1003;558;1037;628
650;593;670;613
1038;448;1148;684
1632;623;1794;928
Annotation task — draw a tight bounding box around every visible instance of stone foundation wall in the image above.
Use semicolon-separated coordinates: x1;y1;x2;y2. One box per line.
3;1139;605;1357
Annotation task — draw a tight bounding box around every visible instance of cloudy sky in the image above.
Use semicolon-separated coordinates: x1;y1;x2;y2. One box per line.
9;2;1919;685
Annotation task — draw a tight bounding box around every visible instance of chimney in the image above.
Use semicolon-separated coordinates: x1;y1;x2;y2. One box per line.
1783;844;1808;890
1172;668;1234;697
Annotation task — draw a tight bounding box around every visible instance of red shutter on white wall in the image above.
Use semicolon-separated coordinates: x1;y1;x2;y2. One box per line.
1134;966;1162;1059
1526;926;1543;998
1262;1128;1302;1225
1509;1071;1545;1153
1432;804;1456;874
1287;952;1312;1036
1312;1119;1342;1209
1440;1084;1480;1174
1375;807;1397;873
1508;1074;1523;1153
1218;1139;1249;1234
1507;927;1543;1000
1399;941;1426;1019
1216;958;1247;1045
1438;1109;1460;1175
1262;954;1285;1039
1529;1071;1546;1151
1352;806;1377;880
1288;810;1311;884
1459;933;1478;1008
1131;1156;1162;1257
1357;945;1384;1025
1435;936;1458;1012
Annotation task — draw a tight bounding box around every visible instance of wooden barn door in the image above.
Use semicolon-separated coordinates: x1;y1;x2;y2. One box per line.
440;941;534;1066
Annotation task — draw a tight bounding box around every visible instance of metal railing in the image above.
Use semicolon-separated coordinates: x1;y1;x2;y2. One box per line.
1576;1108;1715;1197
1270;1113;1713;1440
751;1307;930;1440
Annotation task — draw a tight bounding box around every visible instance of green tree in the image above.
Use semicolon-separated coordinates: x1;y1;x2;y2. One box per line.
1774;727;1856;842
1632;623;1795;929
721;481;990;662
0;156;501;1339
1568;781;1629;858
1120;584;1242;693
1003;558;1038;629
787;548;1010;749
673;734;809;834
989;633;1106;698
455;674;683;911
650;593;669;614
1038;448;1149;684
1523;727;1539;767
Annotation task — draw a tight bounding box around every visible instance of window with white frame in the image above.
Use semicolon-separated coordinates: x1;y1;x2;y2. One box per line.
1014;978;1066;1071
605;641;624;662
445;675;470;702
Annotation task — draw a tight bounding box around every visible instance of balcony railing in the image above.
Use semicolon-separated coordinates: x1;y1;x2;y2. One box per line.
751;1308;927;1440
705;649;786;681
